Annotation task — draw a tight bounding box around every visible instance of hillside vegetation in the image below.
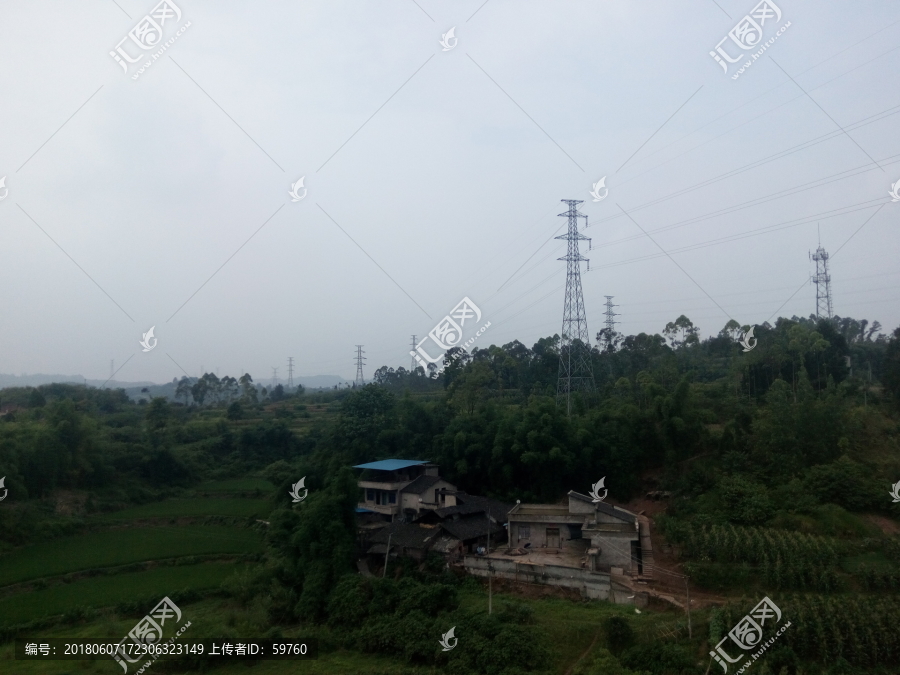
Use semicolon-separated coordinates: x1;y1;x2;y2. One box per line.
0;313;898;674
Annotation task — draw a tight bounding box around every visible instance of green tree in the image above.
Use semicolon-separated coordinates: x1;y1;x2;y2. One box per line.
268;467;358;622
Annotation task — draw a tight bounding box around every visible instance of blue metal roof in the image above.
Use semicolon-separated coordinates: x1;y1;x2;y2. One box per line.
352;459;429;471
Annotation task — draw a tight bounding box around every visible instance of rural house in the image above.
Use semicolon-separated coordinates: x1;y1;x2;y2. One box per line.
507;491;650;575
415;491;512;561
353;459;457;521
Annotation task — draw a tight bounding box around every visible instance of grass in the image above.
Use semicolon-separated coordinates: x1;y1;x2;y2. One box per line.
193;478;274;493
841;551;896;573
0;526;263;587
98;498;272;520
456;585;684;675
0;562;247;628
0;584;704;675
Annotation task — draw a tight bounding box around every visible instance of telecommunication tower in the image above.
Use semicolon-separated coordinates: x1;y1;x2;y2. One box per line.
602;296;619;348
287;357;294;388
810;241;833;320
410;335;417;371
355;345;366;386
556;199;595;415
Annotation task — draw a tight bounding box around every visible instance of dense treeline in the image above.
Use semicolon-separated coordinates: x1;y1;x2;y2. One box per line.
1;313;900;673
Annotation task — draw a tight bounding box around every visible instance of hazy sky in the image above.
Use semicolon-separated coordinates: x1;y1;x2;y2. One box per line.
1;0;898;384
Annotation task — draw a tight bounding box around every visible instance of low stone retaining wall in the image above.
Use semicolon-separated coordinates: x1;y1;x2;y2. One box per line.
464;556;647;606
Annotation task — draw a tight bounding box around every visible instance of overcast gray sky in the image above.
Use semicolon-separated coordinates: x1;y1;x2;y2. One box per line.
1;0;898;384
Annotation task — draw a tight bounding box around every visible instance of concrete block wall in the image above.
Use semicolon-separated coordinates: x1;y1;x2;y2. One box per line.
464;557;615;602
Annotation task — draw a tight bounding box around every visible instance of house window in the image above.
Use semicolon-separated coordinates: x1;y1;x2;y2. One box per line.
367;489;374;502
519;525;530;539
388;492;396;504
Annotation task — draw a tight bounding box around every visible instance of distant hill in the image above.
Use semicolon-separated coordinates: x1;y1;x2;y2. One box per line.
0;373;350;397
0;373;158;389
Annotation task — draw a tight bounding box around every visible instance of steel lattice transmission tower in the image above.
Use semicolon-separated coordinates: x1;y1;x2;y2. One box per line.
354;345;366;386
410;335;417;371
810;242;833;319
556;199;595;414
602;296;619;348
287;357;295;388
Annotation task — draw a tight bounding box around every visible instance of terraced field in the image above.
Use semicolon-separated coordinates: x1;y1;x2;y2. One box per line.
99;497;272;520
0;561;247;628
194;477;275;493
0;525;263;586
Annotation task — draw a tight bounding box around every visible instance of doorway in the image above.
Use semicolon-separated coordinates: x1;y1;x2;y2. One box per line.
546;527;560;548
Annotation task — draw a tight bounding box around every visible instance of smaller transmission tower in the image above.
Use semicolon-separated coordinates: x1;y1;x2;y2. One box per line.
287;357;294;388
354;345;366;386
810;235;833;319
410;335;418;371
271;367;278;387
602;296;619;348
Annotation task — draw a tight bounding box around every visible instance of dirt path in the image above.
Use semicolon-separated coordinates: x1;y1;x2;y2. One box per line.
606;494;731;610
564;626;602;675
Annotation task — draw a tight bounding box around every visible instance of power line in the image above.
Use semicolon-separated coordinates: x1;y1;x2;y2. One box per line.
618;34;900;183
616;204;734;322
591;113;900;230
770;58;884;173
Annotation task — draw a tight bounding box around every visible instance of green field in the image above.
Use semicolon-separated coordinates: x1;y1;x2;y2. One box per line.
0;562;247;628
194;478;274;493
0;588;693;675
0;526;263;587
100;498;272;520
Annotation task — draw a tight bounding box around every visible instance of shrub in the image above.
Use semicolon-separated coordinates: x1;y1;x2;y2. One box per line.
719;476;774;525
604;615;635;656
619;642;696;674
326;575;372;629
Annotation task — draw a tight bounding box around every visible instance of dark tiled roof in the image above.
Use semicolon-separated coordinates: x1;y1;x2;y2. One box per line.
401;474;441;495
369;521;441;550
439;516;504;543
433;502;485;518
453;492;514;523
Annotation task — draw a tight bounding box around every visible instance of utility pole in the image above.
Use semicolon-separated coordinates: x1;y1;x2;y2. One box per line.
410;335;418;371
383;533;392;578
354;345;366;386
685;576;692;638
556;199;595;415
866;362;871;410
487;511;492;615
810;227;833;320
287;357;294;388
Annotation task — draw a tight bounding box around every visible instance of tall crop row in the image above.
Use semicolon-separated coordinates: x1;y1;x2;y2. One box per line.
677;523;843;591
718;595;900;669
